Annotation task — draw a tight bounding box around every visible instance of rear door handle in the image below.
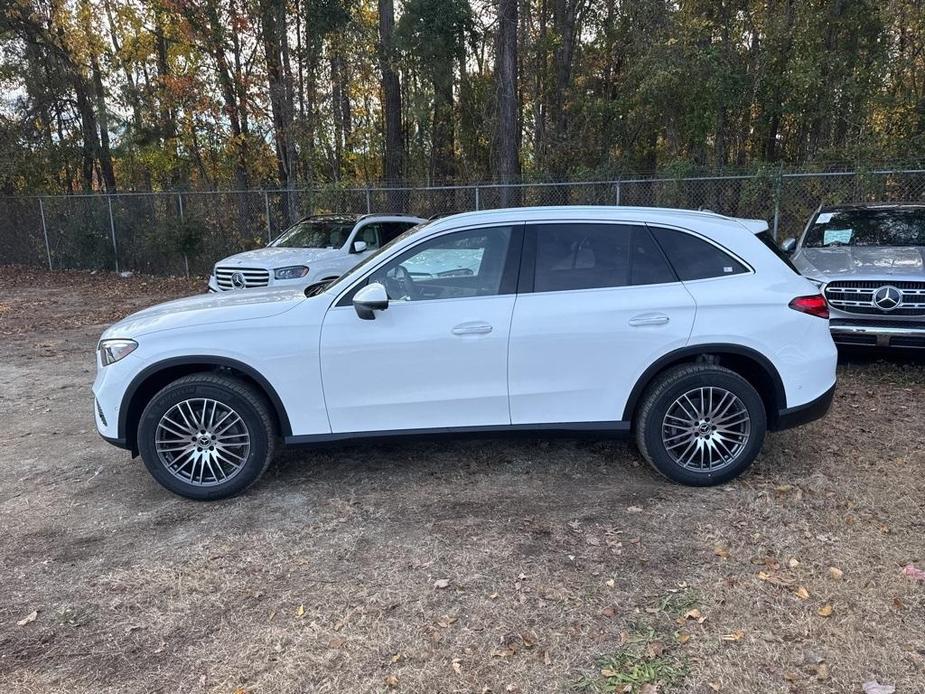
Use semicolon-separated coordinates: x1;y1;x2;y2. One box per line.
628;313;670;327
452;322;493;336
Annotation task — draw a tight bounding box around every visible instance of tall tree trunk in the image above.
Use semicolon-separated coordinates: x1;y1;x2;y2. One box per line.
494;0;520;205
378;0;404;204
90;55;117;192
430;61;455;183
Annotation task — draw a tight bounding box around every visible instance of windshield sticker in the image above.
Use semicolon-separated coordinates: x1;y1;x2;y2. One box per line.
815;212;834;224
823;228;853;245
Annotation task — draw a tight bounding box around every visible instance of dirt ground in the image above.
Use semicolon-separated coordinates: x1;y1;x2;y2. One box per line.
0;266;923;694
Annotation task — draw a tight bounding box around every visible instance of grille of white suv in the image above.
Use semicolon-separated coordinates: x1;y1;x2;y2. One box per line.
824;280;925;316
214;267;271;290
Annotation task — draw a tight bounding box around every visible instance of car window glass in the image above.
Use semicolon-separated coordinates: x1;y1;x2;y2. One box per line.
802;208;925;247
355;224;381;250
532;223;674;292
369;226;513;302
649;226;748;281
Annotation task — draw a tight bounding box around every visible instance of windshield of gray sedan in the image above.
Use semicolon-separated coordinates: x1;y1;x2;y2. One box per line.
270;219;355;249
803;208;925;248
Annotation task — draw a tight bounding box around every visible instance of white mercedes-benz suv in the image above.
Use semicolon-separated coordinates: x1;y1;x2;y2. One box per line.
95;207;837;500
207;213;423;292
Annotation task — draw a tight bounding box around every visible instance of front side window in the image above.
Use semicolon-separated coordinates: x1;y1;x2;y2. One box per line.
531;223;675;292
354;224;382;250
649;226;748;281
802;208;925;248
271;218;355;249
368;226;514;302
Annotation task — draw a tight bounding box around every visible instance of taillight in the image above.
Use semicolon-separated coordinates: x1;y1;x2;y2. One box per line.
789;294;829;319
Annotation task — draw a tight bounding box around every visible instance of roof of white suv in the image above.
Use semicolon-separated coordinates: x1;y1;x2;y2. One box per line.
426;206;768;235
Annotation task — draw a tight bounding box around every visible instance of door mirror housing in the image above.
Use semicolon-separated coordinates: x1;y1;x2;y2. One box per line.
353;282;389;320
352;240;368;254
781;237;797;254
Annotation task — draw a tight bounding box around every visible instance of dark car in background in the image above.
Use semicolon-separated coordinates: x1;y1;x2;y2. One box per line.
782;203;925;349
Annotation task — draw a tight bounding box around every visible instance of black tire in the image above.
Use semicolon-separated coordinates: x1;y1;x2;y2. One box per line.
137;373;276;500
634;364;766;486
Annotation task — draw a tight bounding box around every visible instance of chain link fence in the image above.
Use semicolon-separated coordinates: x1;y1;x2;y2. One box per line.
2;168;924;277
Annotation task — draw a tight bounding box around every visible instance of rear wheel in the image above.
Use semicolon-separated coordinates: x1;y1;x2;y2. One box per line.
137;373;276;500
635;364;766;486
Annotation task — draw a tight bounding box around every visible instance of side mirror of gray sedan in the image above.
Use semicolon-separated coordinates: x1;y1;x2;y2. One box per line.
781;237;797;254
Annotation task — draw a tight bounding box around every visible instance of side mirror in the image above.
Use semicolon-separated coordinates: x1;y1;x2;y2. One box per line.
781;237;797;254
352;240;368;254
353;282;388;320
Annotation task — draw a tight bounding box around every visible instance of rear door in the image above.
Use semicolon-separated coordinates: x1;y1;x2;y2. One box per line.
507;222;697;425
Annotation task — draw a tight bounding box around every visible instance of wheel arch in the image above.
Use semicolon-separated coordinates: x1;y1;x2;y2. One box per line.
622;344;787;427
118;356;292;454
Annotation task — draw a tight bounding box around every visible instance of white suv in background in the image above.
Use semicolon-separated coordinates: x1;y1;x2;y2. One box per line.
95;206;837;500
207;213;424;291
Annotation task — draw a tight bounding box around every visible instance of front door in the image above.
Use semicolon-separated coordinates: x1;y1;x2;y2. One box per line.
320;225;522;433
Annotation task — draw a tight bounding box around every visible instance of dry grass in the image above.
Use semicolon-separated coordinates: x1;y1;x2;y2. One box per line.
0;266;923;693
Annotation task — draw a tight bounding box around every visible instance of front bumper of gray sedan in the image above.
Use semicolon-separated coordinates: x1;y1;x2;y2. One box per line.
829;319;925;348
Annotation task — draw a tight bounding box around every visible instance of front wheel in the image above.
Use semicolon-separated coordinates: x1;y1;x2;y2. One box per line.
137;373;276;500
634;364;766;486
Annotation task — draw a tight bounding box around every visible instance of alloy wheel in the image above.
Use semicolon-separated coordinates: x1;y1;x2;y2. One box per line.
661;386;751;471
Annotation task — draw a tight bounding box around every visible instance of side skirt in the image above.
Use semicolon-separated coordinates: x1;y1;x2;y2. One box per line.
284;421;631;447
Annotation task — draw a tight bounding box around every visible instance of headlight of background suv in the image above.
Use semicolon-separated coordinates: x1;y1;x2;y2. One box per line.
275;265;310;280
98;339;138;366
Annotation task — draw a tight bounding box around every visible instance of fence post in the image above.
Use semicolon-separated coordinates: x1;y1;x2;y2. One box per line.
264;190;272;243
614;180;621;206
178;193;189;278
38;197;52;270
474;186;480;211
365;188;372;213
107;194;120;273
772;169;783;241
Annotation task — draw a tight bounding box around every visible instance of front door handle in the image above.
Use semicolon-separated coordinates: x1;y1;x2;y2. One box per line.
628;313;670;327
452;322;493;336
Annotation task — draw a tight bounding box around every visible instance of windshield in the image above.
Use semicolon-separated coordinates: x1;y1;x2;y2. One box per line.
270;218;355;249
803;208;925;248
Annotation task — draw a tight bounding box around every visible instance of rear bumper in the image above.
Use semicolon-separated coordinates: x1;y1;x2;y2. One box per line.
830;320;925;349
773;383;835;431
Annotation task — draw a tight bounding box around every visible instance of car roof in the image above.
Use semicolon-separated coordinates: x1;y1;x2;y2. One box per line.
819;202;925;212
425;206;768;234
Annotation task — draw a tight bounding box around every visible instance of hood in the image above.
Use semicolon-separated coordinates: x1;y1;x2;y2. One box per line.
796;246;925;281
215;246;343;269
102;286;306;339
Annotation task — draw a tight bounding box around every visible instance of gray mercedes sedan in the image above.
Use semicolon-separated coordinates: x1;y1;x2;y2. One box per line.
782;203;925;349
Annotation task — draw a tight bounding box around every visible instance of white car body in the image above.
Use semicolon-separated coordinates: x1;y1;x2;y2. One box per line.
207;213;424;292
95;206;837;494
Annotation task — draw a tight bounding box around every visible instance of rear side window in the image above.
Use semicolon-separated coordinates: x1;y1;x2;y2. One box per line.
649;226;748;281
532;223;675;292
755;230;799;273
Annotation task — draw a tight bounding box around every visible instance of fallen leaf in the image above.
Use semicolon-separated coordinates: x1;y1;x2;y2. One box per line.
713;545;729;558
794;586;810;600
390;653;402;663
862;681;896;694
601;606;616;618
600;667;620;677
626;506;643;513
384;674;400;688
452;657;462;674
639;684;659;694
327;637;346;648
708;683;721;691
902;564;925;582
682;608;703;621
296;604;305;618
645;640;665;657
605;578;615;588
521;631;537;648
720;629;745;641
434;579;451;589
489;592;498;599
788;557;800;568
828;566;844;580
16;610;38;627
437;615;458;628
818;604;834;617
677;631;691;644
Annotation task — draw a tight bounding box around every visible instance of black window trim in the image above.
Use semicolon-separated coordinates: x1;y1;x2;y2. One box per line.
332;222;526;308
518;220;681;295
645;222;755;281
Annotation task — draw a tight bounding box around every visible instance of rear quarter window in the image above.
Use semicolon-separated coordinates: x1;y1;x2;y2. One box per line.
649;226;748;281
755;230;800;273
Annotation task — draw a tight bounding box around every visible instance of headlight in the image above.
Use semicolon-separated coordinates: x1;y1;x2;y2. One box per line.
274;265;310;280
98;338;137;366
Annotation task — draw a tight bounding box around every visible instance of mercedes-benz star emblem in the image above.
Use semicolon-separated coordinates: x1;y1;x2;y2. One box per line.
872;285;902;311
231;271;246;289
